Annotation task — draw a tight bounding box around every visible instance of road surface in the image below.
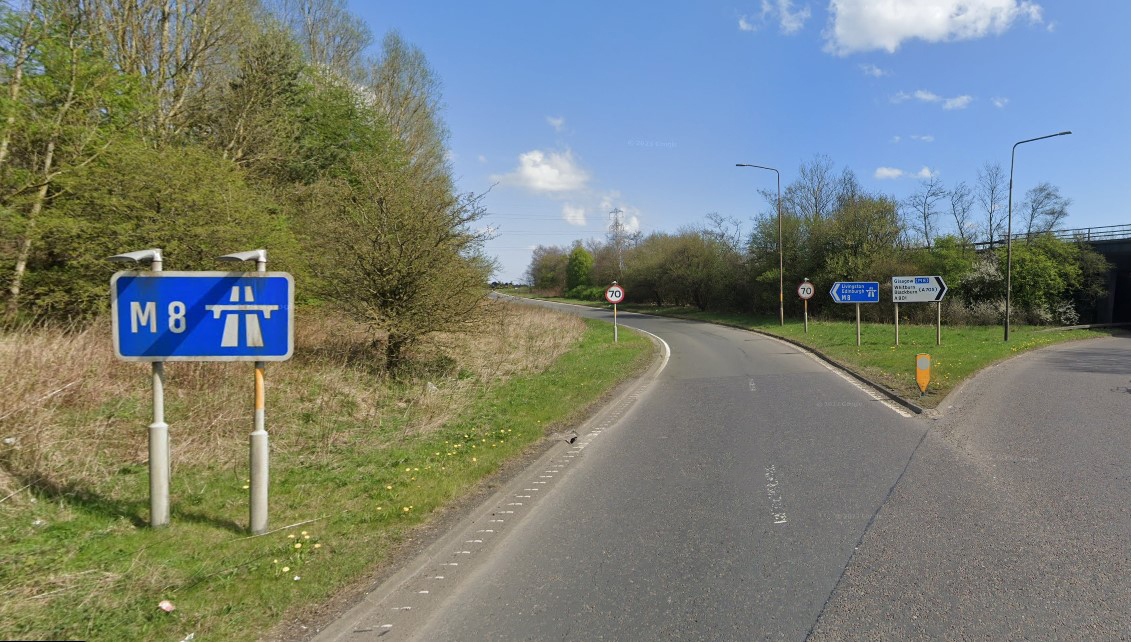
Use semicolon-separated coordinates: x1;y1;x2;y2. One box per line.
312;301;1129;640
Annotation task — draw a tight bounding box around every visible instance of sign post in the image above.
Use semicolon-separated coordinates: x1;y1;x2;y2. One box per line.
892;276;948;346
108;249;168;528
797;279;815;333
218;249;271;535
829;282;879;346
111;259;293;533
605;282;625;343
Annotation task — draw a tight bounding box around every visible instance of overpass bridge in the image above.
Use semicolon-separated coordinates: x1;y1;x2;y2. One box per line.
973;224;1131;323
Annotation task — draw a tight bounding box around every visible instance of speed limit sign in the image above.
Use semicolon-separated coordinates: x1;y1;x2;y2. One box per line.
605;284;625;304
797;282;815;300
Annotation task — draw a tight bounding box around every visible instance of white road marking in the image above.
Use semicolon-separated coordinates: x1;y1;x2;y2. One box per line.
807;353;913;417
765;465;789;524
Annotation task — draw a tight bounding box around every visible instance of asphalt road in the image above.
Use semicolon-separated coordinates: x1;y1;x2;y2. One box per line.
312;302;1129;641
810;335;1131;640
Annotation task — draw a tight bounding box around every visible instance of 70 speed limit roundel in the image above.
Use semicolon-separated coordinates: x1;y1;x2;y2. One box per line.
797;282;815;300
605;284;625;304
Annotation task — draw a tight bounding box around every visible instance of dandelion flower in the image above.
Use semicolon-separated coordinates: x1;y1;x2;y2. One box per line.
242;484;249;489
294;543;302;549
376;506;383;511
273;559;279;564
402;506;411;512
304;535;311;540
301;530;308;535
472;457;477;462
386;485;393;490
288;534;295;539
314;543;322;549
282;566;290;572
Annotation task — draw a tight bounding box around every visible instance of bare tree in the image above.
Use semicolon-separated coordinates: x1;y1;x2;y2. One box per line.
976;162;1007;244
949;180;976;249
81;0;253;138
1021;181;1071;238
269;0;370;78
904;176;948;250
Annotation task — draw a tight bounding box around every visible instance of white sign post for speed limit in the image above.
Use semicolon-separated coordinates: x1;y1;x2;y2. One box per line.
797;279;815;333
605;282;625;342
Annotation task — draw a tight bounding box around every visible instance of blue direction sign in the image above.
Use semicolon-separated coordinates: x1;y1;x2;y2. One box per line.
111;272;294;361
830;281;880;303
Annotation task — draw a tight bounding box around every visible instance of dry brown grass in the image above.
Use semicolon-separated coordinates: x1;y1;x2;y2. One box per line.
0;301;583;507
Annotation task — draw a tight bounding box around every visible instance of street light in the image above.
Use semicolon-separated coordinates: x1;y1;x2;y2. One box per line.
1004;131;1071;341
736;163;783;326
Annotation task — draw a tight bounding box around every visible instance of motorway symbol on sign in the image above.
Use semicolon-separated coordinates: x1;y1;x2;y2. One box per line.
111;271;294;361
892;276;948;302
829;281;879;303
797;282;815;300
605;284;625;304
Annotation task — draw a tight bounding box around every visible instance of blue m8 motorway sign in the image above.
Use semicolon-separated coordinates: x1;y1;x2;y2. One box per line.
111;272;294;361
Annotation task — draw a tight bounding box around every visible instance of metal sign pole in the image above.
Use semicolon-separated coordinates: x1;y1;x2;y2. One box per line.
856;303;861;346
895;302;900;346
803;299;808;334
149;253;170;529
251;252;269;534
613;303;618;343
109;248;169;528
936;301;942;346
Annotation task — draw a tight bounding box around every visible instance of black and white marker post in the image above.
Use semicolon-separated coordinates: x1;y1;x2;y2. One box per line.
605;282;625;343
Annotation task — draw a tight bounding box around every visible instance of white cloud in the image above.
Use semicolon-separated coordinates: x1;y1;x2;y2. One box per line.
943;95;974;109
739;1;811;35
991;96;1010;108
910;134;935;142
891;135;902;143
546;116;565;132
477;154;488;163
893;88;975;110
825;0;1045;55
494;149;589;193
562;203;587;226
875;166;937;180
914;89;942;103
859;63;890;77
773;0;812;34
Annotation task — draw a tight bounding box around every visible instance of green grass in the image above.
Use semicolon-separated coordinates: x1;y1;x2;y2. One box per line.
611;305;1115;407
0;319;652;641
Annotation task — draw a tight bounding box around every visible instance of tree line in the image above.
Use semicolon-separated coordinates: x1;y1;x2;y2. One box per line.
528;156;1107;325
0;0;492;368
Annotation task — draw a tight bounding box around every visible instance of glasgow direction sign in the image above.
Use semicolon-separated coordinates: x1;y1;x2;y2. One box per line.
892;276;947;303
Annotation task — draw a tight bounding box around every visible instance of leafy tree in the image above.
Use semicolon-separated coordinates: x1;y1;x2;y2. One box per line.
525;245;567;293
299;146;493;369
565;245;593;291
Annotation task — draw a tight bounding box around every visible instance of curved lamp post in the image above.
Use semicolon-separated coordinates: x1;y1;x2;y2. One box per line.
736;163;783;326
1005;131;1071;341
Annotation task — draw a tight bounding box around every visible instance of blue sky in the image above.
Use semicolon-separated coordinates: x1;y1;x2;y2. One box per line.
347;1;1131;282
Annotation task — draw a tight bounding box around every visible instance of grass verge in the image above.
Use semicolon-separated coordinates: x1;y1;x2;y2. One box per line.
0;308;651;641
519;297;1116;408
